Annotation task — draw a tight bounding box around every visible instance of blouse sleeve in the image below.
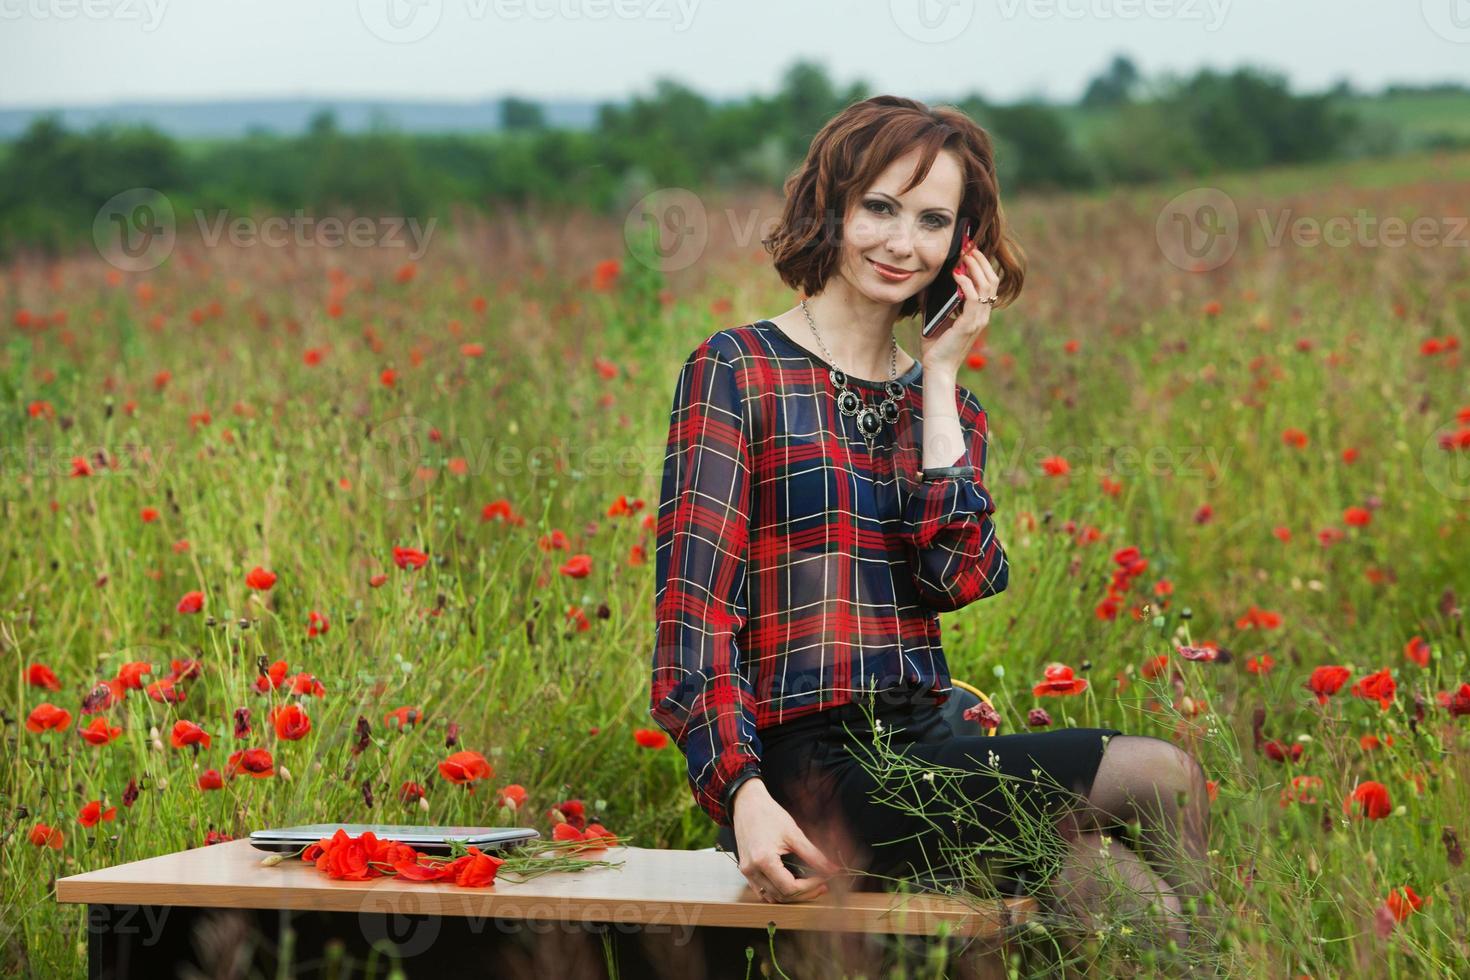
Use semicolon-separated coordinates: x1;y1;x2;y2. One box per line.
902;389;1010;612
648;341;763;829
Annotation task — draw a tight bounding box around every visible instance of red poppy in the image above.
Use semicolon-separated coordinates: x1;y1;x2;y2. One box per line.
369;573;388;588
116;662;153;689
198;769;224;791
288;672;326;697
1351;669;1397;711
1245;654;1276;675
439;750;493;785
1176;643;1219;663
559;554;593;578
25;703;72;733
78;717;123;745
78;800;117;827
1306;665;1352;705
1235;605;1282;630
146;677;185;704
1344;781;1392;820
1278;774;1322;807
1032;664;1089;697
633;728;668;749
245;566;277;590
384;706;421;729
398;781;426;805
306;610;330;637
271;704;312;741
1262;740;1303;764
393;546;429;570
548;798;586;831
169;720;212;749
226;747;276;779
1385;885;1428;922
255;660;289;692
176;590;205;614
26;663;60;690
1403;636;1431;668
498;784;528;810
29;823;65;849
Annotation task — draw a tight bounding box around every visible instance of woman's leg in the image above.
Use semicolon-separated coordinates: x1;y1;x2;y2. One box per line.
1046;821;1186;946
1081;735;1213;921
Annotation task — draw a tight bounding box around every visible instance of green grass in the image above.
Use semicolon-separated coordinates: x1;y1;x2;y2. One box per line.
2;147;1468;977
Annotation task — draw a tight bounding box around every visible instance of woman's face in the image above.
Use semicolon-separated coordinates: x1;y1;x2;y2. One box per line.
836;146;964;307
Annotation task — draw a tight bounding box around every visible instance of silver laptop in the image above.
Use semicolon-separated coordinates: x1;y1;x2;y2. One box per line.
249;823;541;855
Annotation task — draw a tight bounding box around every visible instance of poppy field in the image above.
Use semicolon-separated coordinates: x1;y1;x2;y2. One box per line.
4;146;1470;977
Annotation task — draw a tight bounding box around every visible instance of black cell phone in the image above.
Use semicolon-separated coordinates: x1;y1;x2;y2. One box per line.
920;217;975;338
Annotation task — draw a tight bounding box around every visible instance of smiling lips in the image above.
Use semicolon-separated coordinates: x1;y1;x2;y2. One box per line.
868;258;916;281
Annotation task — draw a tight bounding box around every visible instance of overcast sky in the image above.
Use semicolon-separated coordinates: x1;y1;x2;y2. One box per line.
2;0;1467;108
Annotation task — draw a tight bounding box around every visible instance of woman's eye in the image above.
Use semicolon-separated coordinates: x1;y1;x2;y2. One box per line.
866;200;891;215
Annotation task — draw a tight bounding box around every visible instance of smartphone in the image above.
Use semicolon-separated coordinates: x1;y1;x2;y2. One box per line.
920;217;975;338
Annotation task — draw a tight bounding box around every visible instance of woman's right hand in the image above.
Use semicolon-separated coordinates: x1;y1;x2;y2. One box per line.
730;778;843;903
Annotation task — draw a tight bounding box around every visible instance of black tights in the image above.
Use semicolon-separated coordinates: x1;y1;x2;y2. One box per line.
760;705;1214;948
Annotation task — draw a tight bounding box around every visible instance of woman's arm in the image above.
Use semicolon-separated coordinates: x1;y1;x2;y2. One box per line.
648;340;763;829
901;381;1010;611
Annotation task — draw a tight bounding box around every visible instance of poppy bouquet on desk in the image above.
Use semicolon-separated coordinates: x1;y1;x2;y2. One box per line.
262;825;628;888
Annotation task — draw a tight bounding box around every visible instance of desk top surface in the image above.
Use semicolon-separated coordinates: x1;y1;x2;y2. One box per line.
56;839;1035;937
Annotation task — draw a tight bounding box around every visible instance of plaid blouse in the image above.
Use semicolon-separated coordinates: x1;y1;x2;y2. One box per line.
648;321;1009;828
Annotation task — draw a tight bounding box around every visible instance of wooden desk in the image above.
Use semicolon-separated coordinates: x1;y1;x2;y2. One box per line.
58;840;1036;979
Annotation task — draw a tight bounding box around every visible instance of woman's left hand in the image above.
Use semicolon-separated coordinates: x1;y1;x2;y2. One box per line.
920;245;1001;381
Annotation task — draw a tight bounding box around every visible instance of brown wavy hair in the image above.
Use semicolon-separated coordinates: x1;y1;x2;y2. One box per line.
762;95;1026;319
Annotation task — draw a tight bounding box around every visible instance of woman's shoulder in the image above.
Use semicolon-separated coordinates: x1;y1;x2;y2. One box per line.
682;323;771;367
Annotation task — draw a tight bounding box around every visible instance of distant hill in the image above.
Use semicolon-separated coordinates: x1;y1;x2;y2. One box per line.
0;98;606;139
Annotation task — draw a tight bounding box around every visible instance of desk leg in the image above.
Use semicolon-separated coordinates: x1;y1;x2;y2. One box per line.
82;904;968;978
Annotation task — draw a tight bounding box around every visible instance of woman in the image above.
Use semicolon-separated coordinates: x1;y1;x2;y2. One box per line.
648;95;1213;949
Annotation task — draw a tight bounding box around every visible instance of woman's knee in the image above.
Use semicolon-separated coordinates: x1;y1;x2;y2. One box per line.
1100;735;1209;808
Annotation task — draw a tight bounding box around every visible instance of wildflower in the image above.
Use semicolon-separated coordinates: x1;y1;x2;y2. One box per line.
1032;664;1088;697
438;750;493;785
1344;781;1392;820
78;801;117;827
25;703;72;733
1306;665;1352;705
169;720;212;749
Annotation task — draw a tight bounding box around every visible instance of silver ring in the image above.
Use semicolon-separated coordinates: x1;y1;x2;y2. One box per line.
981;296;998;305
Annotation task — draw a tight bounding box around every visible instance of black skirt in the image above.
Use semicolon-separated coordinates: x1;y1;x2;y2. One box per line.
755;683;1124;895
